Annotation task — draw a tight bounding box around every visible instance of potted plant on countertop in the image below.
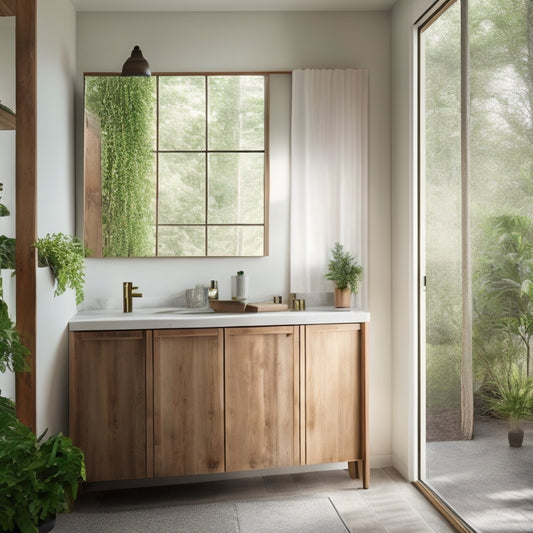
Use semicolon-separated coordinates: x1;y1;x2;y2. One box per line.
33;233;86;305
325;242;363;308
484;364;533;447
0;189;86;532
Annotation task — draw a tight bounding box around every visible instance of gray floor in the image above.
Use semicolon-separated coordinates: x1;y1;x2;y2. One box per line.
64;467;455;532
427;419;533;532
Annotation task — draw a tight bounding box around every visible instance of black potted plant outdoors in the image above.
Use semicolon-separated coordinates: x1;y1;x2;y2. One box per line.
484;364;533;447
325;242;363;308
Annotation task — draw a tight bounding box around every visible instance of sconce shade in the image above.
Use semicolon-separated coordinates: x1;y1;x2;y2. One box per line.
121;45;151;77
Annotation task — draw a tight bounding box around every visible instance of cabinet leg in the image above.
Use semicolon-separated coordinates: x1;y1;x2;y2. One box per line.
348;461;358;479
362;460;369;489
347;461;369;488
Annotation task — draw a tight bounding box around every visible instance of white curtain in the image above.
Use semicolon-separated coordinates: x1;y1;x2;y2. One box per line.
290;69;368;306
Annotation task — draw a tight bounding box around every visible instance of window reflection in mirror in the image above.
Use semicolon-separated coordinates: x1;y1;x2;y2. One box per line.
84;74;268;257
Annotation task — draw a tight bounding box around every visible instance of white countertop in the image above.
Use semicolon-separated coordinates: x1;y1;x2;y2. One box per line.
69;306;370;331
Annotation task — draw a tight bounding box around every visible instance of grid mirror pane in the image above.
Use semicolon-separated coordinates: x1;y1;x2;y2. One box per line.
159;76;206;151
208;153;264;225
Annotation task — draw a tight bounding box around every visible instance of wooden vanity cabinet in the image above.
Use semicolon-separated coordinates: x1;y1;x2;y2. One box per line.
225;326;300;471
153;328;224;477
69;320;368;487
69;330;150;482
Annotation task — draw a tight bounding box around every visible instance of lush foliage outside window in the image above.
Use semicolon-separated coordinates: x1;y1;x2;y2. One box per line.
423;0;533;440
84;74;267;257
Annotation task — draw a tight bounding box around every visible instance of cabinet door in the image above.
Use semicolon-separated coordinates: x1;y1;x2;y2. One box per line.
153;328;224;476
305;323;361;465
69;330;149;482
225;326;300;472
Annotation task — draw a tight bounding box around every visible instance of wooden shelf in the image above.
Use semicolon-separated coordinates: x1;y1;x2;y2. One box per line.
0;0;15;16
0;106;15;130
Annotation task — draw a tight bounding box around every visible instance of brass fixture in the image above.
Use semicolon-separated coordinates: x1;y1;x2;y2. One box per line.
208;280;219;300
121;45;151;77
292;298;305;311
123;282;143;312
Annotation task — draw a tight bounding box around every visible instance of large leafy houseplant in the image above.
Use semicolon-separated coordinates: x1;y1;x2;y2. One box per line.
33;233;86;305
0;409;86;533
325;242;363;308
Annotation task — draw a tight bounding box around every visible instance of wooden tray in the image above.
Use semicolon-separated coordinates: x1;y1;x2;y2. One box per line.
209;300;246;313
244;302;289;313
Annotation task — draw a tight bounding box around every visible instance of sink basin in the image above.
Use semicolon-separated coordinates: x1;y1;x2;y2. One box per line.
152;307;214;315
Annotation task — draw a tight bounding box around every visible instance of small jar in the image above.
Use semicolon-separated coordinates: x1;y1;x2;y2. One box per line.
208;280;219;300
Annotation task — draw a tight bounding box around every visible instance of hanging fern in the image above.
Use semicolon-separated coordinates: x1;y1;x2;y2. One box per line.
85;76;156;257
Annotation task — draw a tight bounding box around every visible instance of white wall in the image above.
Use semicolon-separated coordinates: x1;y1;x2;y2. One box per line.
36;0;77;436
76;11;393;467
0;17;16;402
390;0;434;481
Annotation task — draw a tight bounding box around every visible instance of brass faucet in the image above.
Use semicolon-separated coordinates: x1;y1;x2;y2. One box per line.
123;282;142;312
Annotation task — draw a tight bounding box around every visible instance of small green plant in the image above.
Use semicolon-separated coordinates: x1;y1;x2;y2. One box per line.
0;409;86;533
33;233;86;305
325;242;363;293
484;363;533;423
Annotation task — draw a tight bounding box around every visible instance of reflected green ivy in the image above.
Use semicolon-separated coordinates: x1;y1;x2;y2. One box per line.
85;77;156;257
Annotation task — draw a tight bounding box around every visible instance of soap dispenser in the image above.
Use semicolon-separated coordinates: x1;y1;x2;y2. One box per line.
231;271;249;302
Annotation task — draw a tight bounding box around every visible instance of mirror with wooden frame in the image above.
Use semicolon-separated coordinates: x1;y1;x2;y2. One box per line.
84;74;269;257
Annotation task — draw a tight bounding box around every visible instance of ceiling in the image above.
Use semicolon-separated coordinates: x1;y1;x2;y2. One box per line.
71;0;397;12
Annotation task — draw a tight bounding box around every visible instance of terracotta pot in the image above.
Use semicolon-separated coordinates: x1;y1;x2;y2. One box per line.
334;287;352;308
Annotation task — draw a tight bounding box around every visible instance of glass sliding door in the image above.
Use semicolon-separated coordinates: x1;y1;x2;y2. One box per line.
420;0;533;531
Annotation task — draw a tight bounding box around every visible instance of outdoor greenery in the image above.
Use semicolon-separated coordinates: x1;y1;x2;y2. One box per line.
325;242;363;294
483;363;533;423
33;233;86;305
424;0;533;430
84;74;266;257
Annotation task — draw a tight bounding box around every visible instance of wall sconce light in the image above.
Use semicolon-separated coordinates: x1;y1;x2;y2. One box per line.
121;45;151;77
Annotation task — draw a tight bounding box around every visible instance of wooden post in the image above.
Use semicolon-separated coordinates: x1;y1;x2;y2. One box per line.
15;0;37;431
460;0;474;440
